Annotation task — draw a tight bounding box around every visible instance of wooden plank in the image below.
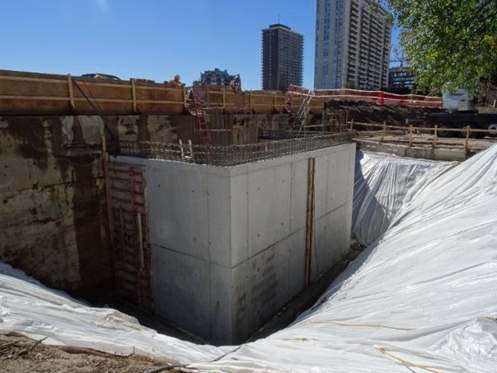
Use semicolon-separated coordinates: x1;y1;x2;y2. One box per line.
71;81;133;100
0;95;69;101
0;75;69;85
131;79;136;113
67;74;75;109
0;69;71;79
305;157;315;288
0;98;71;114
0;80;69;97
0;95;182;105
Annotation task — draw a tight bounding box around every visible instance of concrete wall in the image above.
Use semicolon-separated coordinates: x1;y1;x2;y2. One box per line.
0;114;193;299
115;142;355;344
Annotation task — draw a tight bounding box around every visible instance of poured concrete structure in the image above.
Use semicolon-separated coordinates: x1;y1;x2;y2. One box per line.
114;142;355;344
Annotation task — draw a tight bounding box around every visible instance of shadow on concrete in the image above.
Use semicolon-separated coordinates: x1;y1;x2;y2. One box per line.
248;149;382;342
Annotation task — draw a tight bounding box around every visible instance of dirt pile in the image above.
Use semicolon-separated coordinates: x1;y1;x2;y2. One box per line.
0;334;174;373
325;100;442;126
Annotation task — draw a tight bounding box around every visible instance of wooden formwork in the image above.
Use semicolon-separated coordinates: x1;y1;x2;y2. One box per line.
0;69;186;115
0;69;326;116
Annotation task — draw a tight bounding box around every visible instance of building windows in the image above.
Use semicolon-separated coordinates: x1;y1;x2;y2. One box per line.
199;68;236;87
262;24;303;90
314;0;391;89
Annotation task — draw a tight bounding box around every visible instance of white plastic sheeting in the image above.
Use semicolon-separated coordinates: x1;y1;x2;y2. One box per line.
0;263;225;363
190;146;497;372
353;151;453;246
1;146;497;372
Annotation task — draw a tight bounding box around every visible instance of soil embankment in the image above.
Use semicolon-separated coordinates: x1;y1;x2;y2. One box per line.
326;100;443;126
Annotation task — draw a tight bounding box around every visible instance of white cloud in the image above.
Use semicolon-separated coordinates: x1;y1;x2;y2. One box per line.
93;0;110;14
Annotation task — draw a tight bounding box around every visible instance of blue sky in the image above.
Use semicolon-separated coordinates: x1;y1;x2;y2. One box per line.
0;0;398;90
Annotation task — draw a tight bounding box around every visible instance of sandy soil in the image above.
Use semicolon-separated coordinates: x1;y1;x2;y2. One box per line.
0;333;179;373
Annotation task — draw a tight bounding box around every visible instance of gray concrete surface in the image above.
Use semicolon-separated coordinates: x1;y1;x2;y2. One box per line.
115;142;356;344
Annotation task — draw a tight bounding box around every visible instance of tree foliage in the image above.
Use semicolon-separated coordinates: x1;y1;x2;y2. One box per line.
384;0;497;93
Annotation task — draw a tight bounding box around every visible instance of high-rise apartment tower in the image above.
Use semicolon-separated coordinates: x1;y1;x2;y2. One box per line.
262;24;304;91
314;0;391;90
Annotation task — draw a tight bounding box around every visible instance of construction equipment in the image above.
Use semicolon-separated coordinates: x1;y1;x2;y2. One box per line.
422;89;497;138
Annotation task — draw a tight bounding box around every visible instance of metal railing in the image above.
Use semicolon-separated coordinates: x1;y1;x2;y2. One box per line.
109;132;353;167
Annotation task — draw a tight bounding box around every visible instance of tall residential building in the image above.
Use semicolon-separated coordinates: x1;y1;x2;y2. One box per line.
314;0;392;90
261;24;304;91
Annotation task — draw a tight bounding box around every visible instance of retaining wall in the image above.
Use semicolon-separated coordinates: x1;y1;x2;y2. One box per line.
114;142;355;344
0;114;191;298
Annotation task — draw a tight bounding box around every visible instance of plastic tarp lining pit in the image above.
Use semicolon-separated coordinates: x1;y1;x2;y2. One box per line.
1;146;497;372
353;151;454;246
191;145;497;372
0;263;225;363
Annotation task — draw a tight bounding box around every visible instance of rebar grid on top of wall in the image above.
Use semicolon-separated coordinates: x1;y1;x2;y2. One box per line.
110;132;353;167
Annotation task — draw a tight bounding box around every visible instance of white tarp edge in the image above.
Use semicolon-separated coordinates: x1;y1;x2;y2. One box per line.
353;151;454;246
0;263;225;363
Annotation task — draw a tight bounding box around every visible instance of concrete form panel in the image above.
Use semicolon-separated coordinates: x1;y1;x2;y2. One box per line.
327;147;354;212
247;164;292;258
312;215;333;280
273;236;291;311
347;146;356;202
326;204;352;263
290;159;308;232
288;229;306;297
230;174;249;267
209;263;233;344
247;240;289;336
314;155;329;220
147;163;210;261
151;245;211;339
207;173;232;268
231;260;249;343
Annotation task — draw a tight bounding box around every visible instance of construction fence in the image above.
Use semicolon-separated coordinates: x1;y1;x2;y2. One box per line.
350;120;497;152
287;85;443;109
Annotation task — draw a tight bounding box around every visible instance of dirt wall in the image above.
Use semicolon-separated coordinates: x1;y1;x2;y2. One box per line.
0;114;192;299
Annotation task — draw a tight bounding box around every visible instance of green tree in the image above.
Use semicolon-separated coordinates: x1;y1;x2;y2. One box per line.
385;0;497;93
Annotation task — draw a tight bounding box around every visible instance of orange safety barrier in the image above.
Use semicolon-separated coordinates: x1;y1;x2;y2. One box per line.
287;85;442;109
